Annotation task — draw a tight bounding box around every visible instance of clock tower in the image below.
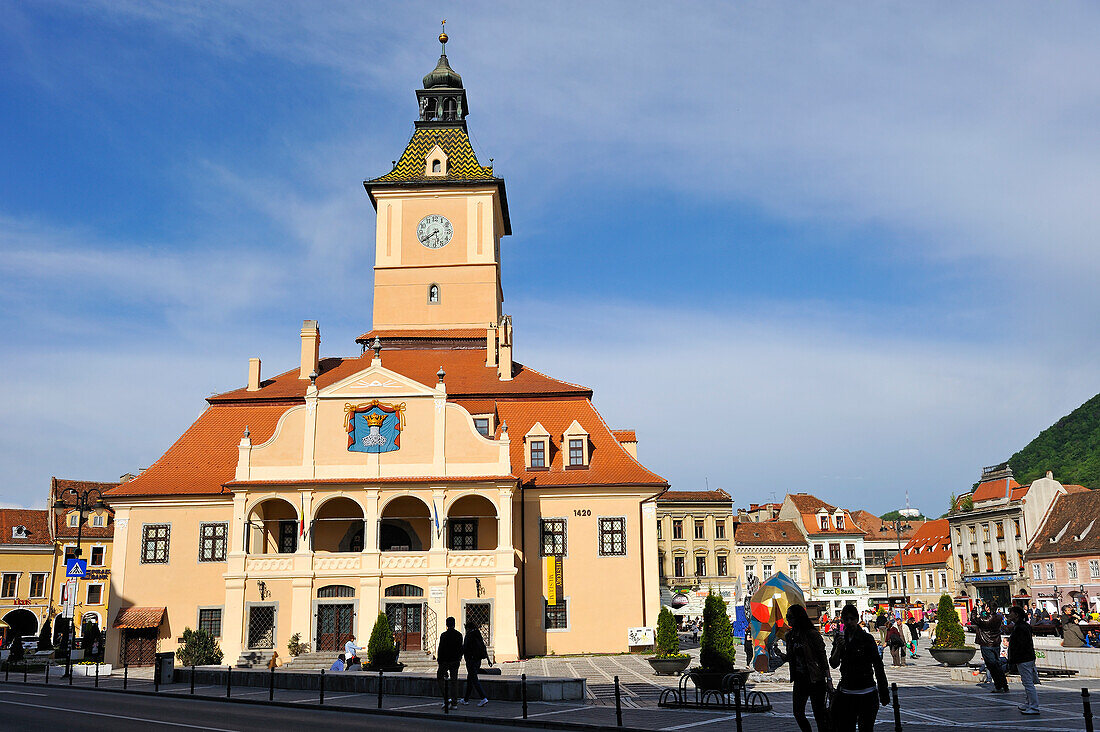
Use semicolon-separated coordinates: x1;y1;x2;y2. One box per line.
364;30;511;333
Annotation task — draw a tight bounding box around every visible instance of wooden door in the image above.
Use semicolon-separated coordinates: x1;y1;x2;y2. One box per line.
386;603;423;652
316;604;355;652
122;629;157;666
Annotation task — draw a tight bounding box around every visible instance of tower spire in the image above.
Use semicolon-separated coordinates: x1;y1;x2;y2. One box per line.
439;19;448;53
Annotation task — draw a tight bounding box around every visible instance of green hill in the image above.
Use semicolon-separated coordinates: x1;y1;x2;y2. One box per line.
1007;392;1100;489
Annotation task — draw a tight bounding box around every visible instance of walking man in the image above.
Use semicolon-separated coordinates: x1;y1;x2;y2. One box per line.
1007;606;1039;715
975;606;1008;693
436;616;463;710
459;620;490;707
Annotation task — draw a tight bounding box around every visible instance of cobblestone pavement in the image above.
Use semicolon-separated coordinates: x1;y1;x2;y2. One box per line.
3;649;1098;731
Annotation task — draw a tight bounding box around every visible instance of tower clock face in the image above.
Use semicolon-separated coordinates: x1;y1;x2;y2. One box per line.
416;214;453;249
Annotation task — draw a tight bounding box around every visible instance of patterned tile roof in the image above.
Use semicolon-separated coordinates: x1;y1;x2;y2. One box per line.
885;519;952;568
1026;488;1100;558
0;509;51;546
736;520;808;545
657;489;731;503
370;128;495;183
113;606;166;629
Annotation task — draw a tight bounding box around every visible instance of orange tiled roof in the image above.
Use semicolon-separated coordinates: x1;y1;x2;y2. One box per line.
496;399;667;488
885;519;951;568
612;430;637;443
211;351;592;404
787;493;866;536
0;509;51;546
227;475;515;487
736;520;807;545
106;404;288;497
850;509;925;542
658;489;732;503
113;606;166;629
52;478;118;538
356;328;487;343
1027;489;1100;558
972;475;1021;503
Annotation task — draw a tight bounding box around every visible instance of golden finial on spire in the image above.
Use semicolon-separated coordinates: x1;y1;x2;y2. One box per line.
439;19;448;47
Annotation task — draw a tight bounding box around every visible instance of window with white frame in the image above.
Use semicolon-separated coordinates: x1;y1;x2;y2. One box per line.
90;546;105;567
745;563;755;580
815;570;825;586
832;571;842;587
598;517;626;556
199;522;229;562
939;571;947;588
914;573;921;589
847;570;858;586
695;556;706;577
141;524;170;564
762;562;773;579
29;573;47;598
86;583;103;605
92;513;106;528
788;562;800;581
568;439;585;467
1092;560;1100;580
1046;562;1055;580
1069;561;1079;580
836;515;845;530
68;513;79;527
717;555;728;576
530;440;546;468
927;572;934;589
0;574;16;598
473;417;490;437
1032;563;1041;580
891;574;898;589
199;608;223;637
544;599;568;630
819;516;829;530
540;519;566;556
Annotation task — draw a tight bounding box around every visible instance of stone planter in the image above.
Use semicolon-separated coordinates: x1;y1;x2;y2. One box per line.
929;647;976;667
72;663;112;677
647;656;691;675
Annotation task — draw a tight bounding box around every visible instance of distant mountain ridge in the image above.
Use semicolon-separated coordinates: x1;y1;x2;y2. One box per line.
1007;392;1100;489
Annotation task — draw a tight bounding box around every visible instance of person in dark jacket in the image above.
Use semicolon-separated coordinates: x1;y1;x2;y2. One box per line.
974;607;1008;693
459;621;490;707
1007;606;1039;715
780;604;833;732
436;616;463;709
1060;607;1085;648
829;604;890;732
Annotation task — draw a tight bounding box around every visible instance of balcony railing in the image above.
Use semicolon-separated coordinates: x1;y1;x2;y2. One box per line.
813;557;862;568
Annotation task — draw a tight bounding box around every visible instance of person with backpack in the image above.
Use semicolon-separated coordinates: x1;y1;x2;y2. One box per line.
780;604;833;732
884;621;905;667
975;606;1008;693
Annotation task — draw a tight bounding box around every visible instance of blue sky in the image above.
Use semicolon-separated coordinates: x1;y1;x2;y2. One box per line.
2;1;1099;515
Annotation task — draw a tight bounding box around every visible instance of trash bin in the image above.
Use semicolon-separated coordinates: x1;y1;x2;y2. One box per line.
155;652;175;684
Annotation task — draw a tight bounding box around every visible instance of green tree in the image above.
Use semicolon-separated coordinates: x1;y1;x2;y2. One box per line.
698;590;736;672
880;510;928;521
654;607;684;658
287;633;309;657
932;593;967;648
366;612;397;668
175;627;224;666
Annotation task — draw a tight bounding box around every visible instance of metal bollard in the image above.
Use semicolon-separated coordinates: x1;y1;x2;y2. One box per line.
44;662;49;684
123;662;128;689
377;670;383;709
95;660;100;688
521;673;528;719
614;675;623;727
23;662;27;684
734;681;743;732
319;669;325;705
4;664;8;682
68;660;73;686
269;664;275;701
1084;688;1095;732
226;665;231;698
154;659;160;692
892;682;902;731
190;665;195;695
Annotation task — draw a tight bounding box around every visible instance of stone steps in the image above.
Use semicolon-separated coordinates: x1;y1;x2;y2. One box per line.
284;650;436;670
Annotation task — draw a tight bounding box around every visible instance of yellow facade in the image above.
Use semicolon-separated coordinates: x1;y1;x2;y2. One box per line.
0;510;55;644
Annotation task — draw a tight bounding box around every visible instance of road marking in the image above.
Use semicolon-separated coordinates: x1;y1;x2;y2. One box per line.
518;705;592;719
0;690;46;696
391;701;443;710
660;714;738;730
0;698;240;731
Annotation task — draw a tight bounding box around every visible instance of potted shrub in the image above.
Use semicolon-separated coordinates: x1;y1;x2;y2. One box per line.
692;590;744;690
648;607;691;675
365;613;403;671
928;593;976;667
175;627;224;667
287;633;309;658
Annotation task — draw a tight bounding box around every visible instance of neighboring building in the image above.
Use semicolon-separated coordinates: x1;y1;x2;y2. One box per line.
656;490;735;619
732;520;811;599
778;493;869;616
1024;488;1100;615
102;37;667;667
49;478;118;644
948;465;1084;610
0;509;55;644
884;519;957;607
742;503;782;523
850;510;923;607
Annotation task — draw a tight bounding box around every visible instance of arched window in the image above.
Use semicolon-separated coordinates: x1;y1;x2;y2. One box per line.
317;585;355;598
432;159;441;173
384;584;424;597
428;284;440;303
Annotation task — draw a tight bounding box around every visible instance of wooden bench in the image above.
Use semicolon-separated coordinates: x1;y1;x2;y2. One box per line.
967;662;1078;678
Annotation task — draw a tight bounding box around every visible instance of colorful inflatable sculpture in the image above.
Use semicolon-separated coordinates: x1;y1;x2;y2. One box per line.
748;571;805;672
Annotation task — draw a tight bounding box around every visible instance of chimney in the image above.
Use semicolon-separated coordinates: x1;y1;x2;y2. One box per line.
247;357;262;391
497;315;513;381
485;323;498;368
300;320;320;379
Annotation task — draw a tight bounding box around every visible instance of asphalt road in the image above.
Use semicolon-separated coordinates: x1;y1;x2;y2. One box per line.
0;685;534;732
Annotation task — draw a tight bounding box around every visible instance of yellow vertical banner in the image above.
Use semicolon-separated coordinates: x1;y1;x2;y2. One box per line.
555;555;564;601
546;556;558;606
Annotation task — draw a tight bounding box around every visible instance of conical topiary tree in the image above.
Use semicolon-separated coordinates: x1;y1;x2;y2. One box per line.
366;612;397;668
932;593;967;648
654;606;685;658
699;589;736;672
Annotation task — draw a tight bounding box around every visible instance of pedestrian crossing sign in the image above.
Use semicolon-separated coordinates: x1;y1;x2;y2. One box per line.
66;558;87;578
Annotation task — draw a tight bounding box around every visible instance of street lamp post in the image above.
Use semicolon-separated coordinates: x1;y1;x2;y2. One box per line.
882;519;912;611
52;485;106;677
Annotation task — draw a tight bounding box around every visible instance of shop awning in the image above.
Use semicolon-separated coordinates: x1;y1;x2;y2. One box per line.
113;607;166;629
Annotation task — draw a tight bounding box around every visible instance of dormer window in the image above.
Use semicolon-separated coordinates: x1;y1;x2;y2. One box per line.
428;284;441;304
531;441;546;468
423;144;449;177
524;422;552;470
92;514;106;528
562;420;590;469
68;513;80;528
819;516;829;530
835;515;845;530
432;159;441;173
473;416;491;437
